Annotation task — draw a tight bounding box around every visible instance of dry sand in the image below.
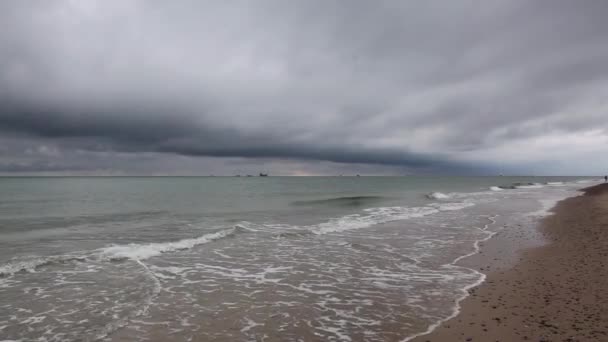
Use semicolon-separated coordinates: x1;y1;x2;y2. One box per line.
412;183;608;342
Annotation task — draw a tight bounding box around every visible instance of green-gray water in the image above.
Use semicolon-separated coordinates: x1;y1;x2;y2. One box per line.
0;176;597;341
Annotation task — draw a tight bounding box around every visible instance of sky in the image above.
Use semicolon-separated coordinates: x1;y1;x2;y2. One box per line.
1;0;607;176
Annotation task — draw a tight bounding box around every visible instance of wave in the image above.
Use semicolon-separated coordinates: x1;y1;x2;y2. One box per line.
514;183;544;189
1;197;478;276
498;181;558;189
291;196;385;207
311;206;438;235
496;182;544;189
0;227;243;277
0;255;88;277
426;192;450;200
311;202;474;235
99;227;240;261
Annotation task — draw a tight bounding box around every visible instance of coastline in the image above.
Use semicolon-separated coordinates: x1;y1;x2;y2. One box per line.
411;183;608;342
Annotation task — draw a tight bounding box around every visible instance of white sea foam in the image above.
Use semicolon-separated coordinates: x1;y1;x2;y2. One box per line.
526;195;576;217
402;181;588;341
426;192;450;200
401;215;499;342
99;228;237;261
489;186;503;191
514;183;544;189
0;228;239;277
0;255;86;277
0;258;49;277
311;207;437;235
311;202;474;235
240;317;263;333
430;202;475;211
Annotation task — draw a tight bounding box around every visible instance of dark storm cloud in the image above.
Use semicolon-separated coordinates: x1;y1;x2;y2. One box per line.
1;0;608;174
0;100;475;172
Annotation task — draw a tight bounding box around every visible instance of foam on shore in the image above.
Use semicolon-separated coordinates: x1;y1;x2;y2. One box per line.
404;182;599;342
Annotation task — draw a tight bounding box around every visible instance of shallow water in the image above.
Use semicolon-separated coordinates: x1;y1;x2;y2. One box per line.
0;176;595;341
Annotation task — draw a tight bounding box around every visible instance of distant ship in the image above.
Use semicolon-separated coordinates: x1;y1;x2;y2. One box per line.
259;173;268;177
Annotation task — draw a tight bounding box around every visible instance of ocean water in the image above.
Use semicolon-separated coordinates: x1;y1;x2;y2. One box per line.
0;176;597;341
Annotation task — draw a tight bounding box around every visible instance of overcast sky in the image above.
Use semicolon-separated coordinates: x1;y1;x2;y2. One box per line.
1;1;607;175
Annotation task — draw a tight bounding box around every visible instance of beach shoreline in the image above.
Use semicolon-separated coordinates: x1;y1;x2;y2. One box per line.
411;183;608;342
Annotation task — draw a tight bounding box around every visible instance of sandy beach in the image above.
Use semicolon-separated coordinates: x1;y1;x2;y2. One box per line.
412;183;608;342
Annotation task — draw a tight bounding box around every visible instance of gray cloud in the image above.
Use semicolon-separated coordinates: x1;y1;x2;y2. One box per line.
1;0;607;174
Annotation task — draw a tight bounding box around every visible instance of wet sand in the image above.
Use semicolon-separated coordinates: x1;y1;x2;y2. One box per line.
412;183;608;342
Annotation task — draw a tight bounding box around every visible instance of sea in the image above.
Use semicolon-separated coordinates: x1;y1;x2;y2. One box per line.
0;176;598;341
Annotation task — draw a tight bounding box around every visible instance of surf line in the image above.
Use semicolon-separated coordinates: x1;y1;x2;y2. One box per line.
401;214;499;342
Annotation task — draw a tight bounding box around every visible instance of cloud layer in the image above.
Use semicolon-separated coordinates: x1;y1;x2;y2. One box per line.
1;0;607;174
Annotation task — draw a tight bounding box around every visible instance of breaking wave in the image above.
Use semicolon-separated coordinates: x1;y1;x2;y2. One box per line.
0;227;243;277
426;192;450;200
0;255;88;277
99;227;240;261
